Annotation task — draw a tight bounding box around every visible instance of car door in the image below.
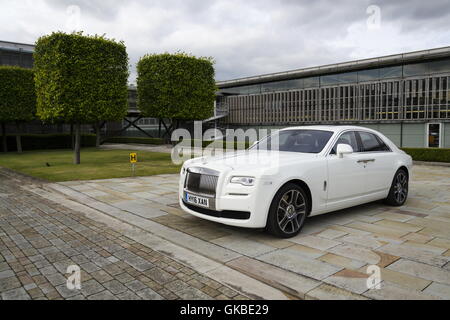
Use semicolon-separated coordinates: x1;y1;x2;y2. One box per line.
357;131;397;195
326;131;368;208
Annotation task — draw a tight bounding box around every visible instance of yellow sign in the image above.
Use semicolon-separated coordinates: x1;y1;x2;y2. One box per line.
129;153;137;163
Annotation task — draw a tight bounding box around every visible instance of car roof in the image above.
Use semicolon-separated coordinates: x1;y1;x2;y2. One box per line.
280;125;373;134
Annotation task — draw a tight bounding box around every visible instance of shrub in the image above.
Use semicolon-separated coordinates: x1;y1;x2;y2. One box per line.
4;134;96;152
104;136;251;150
137;52;216;121
104;136;166;145
0;66;36;152
34;32;129;163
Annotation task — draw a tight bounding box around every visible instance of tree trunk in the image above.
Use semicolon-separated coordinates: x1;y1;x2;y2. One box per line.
15;122;22;153
70;124;74;150
73;123;81;165
95;122;101;147
1;123;7;153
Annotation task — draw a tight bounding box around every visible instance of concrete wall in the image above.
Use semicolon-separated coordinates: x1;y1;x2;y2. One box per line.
444;123;450;148
402;123;426;148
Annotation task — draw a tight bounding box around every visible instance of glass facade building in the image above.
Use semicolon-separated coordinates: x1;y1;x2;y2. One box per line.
0;41;34;68
217;47;450;148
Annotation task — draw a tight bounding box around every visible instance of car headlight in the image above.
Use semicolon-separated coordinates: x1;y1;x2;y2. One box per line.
230;176;255;186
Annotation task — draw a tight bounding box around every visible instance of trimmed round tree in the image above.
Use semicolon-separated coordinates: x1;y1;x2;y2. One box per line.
34;32;129;164
137;52;216;139
0;66;36;153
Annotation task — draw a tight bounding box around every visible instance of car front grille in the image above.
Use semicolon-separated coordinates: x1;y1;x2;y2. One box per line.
185;170;219;197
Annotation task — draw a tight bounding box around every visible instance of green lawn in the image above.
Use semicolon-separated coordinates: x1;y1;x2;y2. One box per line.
0;148;181;182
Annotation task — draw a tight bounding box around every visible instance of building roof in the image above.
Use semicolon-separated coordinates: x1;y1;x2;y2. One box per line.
0;40;35;53
217;46;450;88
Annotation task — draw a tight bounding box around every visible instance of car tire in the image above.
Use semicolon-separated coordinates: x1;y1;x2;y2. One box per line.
385;169;409;206
266;183;309;238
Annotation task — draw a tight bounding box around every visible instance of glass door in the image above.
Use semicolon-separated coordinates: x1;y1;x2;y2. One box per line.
427;123;441;148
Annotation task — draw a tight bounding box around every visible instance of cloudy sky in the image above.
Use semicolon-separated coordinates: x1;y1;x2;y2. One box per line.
1;0;450;83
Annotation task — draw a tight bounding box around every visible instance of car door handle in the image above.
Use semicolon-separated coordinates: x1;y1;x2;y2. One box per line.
357;159;376;164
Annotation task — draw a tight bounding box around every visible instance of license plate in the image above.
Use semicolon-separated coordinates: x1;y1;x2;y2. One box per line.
185;193;209;208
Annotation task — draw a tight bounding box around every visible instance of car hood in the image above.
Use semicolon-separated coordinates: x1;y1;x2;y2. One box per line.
185;150;318;176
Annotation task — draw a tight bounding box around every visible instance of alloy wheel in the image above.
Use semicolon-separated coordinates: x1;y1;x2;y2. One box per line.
393;171;408;204
277;189;306;234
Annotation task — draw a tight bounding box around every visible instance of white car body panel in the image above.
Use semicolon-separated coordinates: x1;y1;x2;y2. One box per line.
179;126;413;229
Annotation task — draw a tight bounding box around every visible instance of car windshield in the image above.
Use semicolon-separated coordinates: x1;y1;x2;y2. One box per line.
252;130;334;154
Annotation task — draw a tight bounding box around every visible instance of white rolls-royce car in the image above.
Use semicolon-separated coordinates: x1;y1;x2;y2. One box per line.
179;126;412;238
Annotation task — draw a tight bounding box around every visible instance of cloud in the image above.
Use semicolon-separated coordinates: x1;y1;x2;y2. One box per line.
1;0;449;83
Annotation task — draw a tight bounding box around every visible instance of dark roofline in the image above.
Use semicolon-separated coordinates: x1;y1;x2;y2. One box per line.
0;40;35;53
217;46;450;88
0;40;35;47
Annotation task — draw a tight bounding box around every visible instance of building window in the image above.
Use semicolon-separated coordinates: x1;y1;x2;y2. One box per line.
427;123;441;148
379;66;402;79
403;62;429;77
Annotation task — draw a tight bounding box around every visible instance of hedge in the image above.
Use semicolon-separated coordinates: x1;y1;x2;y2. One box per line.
104;136;166;145
2;134;96;152
0;66;36;123
104;137;251;149
185;139;251;149
401;148;450;163
137;52;216;120
34;32;129;124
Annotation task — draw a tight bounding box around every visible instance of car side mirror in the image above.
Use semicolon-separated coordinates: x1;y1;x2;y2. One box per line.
337;144;353;158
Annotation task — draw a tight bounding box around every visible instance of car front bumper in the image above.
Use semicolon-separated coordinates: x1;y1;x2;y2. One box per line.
179;173;273;228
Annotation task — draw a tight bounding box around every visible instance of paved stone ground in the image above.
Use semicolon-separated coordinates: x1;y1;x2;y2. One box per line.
0;171;250;300
38;165;450;300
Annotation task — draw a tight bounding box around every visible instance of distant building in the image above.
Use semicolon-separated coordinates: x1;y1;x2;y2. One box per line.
217;47;450;148
0;40;34;68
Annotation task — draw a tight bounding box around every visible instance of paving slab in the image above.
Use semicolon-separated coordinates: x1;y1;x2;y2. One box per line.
205;265;289;300
339;235;387;250
423;282;450;300
378;243;449;267
305;283;368;300
317;253;367;270
226;256;321;299
211;235;277;257
373;267;431;291
387;259;450;285
323;269;370;294
328;244;382;265
363;282;439;300
257;248;342;281
289;235;341;251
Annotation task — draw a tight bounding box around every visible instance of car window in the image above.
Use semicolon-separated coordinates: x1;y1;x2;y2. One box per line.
359;132;390;152
254;130;333;154
330;131;359;154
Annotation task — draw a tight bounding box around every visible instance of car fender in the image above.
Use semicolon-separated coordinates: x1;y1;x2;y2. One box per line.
262;159;328;218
